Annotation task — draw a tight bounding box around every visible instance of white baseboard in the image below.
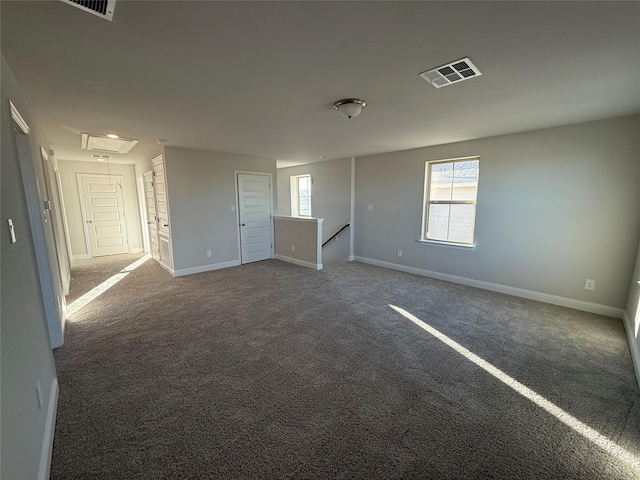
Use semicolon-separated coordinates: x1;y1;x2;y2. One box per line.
348;255;355;261
173;260;241;277
131;247;144;254
275;254;323;270
72;254;90;261
38;378;58;480
623;311;640;390
353;256;624;319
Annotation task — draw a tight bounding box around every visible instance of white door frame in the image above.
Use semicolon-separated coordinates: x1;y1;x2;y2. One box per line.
234;170;275;264
136;175;151;253
152;154;174;271
51;154;74;270
11;101;64;348
76;173;131;258
40;147;71;295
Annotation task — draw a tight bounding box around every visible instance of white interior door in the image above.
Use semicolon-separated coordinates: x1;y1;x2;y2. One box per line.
143;171;160;262
153;159;170;236
237;173;272;264
152;155;173;270
78;174;129;257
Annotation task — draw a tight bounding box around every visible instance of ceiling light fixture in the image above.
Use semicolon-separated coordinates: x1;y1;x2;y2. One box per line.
333;98;367;119
106;134;119;139
157;139;167;145
81;133;138;153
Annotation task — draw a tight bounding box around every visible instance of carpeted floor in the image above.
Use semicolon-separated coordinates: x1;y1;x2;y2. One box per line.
66;253;146;303
52;256;640;479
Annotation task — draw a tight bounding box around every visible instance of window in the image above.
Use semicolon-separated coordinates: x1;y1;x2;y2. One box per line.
290;174;311;216
422;157;479;246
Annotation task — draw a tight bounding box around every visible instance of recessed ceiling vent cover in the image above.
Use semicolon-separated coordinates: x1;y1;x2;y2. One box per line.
419;57;482;88
60;0;116;21
81;133;138;154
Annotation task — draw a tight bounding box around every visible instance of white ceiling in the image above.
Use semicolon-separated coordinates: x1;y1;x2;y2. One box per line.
2;1;639;168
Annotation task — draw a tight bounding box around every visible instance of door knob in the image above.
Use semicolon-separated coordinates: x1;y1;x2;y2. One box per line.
85;220;93;223
163;224;169;227
241;223;246;226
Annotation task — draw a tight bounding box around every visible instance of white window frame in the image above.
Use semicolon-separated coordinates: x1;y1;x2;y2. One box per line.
421;156;479;248
290;174;311;217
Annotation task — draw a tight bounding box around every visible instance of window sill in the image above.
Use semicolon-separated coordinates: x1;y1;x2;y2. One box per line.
418;239;476;251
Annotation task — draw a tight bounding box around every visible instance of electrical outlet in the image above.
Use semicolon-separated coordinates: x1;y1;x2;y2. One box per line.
367;204;373;211
36;382;43;410
584;279;596;291
206;250;212;257
397;250;403;257
291;245;296;252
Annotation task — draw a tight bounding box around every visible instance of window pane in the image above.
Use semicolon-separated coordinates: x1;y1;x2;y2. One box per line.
429;163;453;201
452;160;479;201
448;204;475;244
299;196;311;216
298;176;310;195
427;204;450;241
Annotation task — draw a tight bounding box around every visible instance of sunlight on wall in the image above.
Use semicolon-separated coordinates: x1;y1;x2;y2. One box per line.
66;254;151;318
389;304;640;472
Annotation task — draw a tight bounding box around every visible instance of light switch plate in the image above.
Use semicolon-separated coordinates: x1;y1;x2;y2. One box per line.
7;219;16;244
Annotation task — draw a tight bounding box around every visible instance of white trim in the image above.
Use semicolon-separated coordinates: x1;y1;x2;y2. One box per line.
348;255;355;262
234;170;275;264
52;157;74;265
10;100;30;134
290;173;311;217
422;156;479;247
622;311;640;390
418;239;476;251
13;127;63;348
353;256;624;318
173;259;241;277
38;378;58;480
275;254;323;271
152;155;174;270
136;175;151;254
273;215;323;223
76;173;129;258
72;254;91;261
350;157;355;259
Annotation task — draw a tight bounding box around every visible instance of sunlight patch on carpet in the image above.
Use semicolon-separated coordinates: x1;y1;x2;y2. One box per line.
67;254;151;319
389;304;640;472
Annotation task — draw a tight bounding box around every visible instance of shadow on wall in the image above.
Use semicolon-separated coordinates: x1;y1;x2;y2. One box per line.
322;228;350;266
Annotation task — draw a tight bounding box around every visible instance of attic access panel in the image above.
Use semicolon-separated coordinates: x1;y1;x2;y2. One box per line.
60;0;116;21
81;133;138;154
419;57;482;88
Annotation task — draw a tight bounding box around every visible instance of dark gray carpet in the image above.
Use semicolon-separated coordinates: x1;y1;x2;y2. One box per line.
52;257;640;479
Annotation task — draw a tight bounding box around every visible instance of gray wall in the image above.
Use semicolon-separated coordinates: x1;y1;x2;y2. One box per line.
163;146;277;272
355;115;640;309
1;55;58;480
134;155;157;178
274;217;322;267
57;160;144;259
277;158;351;265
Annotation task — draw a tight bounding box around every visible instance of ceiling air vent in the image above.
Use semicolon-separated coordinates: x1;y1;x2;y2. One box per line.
60;0;116;21
81;133;138;154
419;57;482;88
